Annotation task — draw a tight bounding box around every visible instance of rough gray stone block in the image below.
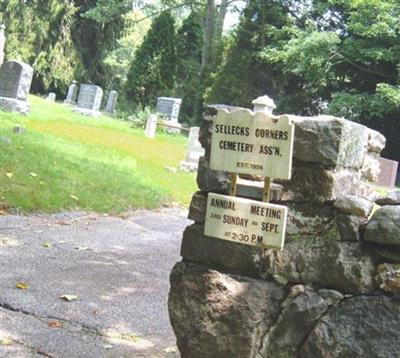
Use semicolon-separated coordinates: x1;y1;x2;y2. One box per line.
290;115;369;169
364;205;400;246
261;231;377;294
168;261;285;358
181;224;261;278
299;296;400;358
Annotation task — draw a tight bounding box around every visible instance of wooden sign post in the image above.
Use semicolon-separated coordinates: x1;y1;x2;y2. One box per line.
204;108;294;250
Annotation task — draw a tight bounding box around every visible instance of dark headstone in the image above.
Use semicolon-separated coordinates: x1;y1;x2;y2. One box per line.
0;60;33;114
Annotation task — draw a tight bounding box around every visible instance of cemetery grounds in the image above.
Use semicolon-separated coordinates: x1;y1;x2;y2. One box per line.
0;96;197;357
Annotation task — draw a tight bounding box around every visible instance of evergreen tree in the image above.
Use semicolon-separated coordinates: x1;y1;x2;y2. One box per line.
0;0;82;94
125;11;177;108
176;12;203;125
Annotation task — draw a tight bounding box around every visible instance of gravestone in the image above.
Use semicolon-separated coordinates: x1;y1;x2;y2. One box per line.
377;157;399;188
0;60;33;114
74;84;103;117
46;92;56;102
144;114;158;139
0;24;5;65
104;90;118;115
180;127;205;171
156;97;182;133
63;80;78;105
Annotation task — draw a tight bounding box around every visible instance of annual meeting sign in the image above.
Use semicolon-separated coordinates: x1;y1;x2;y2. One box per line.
210;109;295;180
205;108;295;250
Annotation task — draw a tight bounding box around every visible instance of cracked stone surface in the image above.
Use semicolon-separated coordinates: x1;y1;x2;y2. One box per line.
0;209;190;357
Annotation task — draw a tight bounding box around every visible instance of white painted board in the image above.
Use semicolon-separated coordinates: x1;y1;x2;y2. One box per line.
204;193;287;250
210;109;294;179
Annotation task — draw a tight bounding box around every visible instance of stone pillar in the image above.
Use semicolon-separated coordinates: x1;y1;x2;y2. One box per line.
0;24;6;66
168;106;400;358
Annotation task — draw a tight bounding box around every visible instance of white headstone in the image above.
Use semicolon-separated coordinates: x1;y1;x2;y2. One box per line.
104;90;118;115
180;127;205;171
145;114;158;139
46;92;56;102
74;84;103;117
64;80;78;105
0;24;5;66
252;95;276;115
0;60;33;114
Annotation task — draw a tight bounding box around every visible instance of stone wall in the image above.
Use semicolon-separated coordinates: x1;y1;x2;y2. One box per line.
168;107;400;358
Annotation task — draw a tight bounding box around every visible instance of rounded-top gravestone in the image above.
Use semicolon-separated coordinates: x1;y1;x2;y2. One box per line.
0;60;33;114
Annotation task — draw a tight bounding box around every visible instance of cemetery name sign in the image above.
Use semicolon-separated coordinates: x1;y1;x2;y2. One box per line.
210;109;294;179
205;108;295;250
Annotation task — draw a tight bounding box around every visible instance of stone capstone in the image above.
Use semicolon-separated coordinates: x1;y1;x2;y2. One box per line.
375;263;400;294
333;195;373;217
364;205;400;246
299;296;400;358
290;115;369;169
168;261;286;358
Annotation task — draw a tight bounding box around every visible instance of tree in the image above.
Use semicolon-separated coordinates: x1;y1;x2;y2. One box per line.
125;11;177;108
207;0;400;161
176;12;203;124
0;0;82;94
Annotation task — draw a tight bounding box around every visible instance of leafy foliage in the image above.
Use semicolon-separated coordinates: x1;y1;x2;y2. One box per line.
125;11;177;109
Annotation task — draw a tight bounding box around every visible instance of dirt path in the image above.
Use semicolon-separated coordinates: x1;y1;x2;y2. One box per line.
0;209;189;357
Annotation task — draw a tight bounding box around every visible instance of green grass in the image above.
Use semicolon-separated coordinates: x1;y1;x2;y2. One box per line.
0;96;197;213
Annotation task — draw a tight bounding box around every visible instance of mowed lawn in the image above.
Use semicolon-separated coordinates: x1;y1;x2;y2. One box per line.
0;96;197;213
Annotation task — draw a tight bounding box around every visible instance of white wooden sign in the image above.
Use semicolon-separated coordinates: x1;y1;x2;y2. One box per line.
210;109;295;179
204;193;287;250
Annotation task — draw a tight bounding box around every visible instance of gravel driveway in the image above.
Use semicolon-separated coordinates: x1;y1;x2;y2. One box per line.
0;208;190;357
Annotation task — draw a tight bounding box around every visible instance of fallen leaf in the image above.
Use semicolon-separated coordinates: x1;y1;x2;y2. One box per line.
56;220;70;226
16;282;29;289
0;338;13;346
29;172;37;177
74;246;89;251
5;172;13;178
59;294;79;302
164;346;177;353
48;320;62;328
0;236;20;246
70;195;79;201
42;242;52;248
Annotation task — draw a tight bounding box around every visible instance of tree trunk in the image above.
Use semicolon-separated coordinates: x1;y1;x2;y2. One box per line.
201;0;216;75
